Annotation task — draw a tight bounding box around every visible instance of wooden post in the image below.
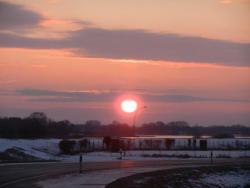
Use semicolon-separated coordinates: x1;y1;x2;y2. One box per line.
210;151;213;164
79;153;83;173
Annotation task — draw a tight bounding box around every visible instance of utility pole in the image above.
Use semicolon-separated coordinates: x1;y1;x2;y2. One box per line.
132;111;137;137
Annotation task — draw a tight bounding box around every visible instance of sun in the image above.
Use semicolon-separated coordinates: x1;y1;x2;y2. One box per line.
121;99;138;113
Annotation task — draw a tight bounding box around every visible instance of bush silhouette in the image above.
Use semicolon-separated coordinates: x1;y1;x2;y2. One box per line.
59;140;76;154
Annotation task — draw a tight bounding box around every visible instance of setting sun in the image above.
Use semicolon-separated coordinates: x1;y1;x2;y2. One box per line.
121;100;138;113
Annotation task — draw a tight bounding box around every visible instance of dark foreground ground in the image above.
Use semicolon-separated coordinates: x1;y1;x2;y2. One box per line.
0;159;249;188
106;165;250;188
0;160;217;188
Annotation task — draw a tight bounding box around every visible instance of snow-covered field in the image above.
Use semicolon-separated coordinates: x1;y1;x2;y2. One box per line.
0;138;60;160
0;138;249;163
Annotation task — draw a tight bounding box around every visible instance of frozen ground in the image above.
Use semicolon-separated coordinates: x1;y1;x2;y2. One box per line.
200;170;250;188
0;139;249;163
105;165;250;188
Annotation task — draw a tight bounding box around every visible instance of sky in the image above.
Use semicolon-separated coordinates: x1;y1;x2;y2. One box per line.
0;0;249;126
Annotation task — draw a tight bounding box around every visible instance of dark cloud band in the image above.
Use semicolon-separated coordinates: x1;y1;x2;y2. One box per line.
0;28;249;66
16;88;250;103
0;1;43;29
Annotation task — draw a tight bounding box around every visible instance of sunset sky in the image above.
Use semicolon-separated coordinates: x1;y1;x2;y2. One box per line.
0;0;249;125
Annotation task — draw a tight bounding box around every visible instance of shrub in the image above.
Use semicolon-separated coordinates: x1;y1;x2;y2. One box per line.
103;136;112;150
59;140;76;154
79;139;89;151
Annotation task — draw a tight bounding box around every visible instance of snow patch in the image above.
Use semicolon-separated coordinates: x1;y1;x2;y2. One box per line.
200;170;250;187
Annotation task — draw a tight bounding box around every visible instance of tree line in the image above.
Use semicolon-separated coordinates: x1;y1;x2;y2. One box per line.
0;112;249;138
